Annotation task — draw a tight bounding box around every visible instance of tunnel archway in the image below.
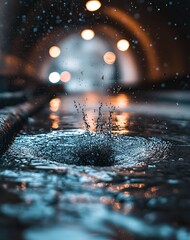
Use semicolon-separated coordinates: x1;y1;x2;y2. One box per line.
27;24;141;90
0;0;189;89
12;3;156;85
45;33;120;92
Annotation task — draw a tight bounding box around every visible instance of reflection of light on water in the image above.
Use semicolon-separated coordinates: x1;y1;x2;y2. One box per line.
110;94;130;108
50;113;60;129
144;186;159;198
74;92;104;110
81;29;95;40
109;183;145;192
49;72;60;83
86;0;101;12
76;93;130;110
49;46;61;58
49;98;61;129
103;51;116;64
50;98;61;112
99;196;133;213
117;39;130;51
113;112;131;134
82;109;97;132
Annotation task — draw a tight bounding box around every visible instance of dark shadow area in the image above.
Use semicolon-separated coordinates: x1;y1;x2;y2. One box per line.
0;0;190;239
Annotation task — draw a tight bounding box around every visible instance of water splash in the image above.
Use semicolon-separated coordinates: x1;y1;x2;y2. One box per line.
1;101;170;169
73;101;117;166
74;100;115;135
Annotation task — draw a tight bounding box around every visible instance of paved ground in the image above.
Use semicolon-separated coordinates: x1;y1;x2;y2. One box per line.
0;92;190;240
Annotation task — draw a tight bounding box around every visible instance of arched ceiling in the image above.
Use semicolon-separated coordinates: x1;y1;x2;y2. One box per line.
0;0;189;84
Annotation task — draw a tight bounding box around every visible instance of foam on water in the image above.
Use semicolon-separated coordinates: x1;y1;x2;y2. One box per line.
2;129;169;168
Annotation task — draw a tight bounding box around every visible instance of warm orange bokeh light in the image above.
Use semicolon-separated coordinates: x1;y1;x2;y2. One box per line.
86;0;101;12
49;46;61;58
117;39;130;51
81;29;95;40
50;98;61;112
60;71;71;82
103;51;116;64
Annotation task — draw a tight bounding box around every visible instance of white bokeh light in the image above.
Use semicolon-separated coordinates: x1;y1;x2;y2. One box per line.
49;72;60;83
81;29;95;41
117;39;130;51
86;0;101;12
49;46;61;58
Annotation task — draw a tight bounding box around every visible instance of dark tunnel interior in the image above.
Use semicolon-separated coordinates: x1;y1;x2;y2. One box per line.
0;0;190;92
0;1;190;240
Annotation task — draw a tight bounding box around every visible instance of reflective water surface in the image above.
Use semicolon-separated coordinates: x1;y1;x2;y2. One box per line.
0;93;190;240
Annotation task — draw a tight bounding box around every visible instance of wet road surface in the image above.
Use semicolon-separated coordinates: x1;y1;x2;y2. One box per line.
0;92;190;240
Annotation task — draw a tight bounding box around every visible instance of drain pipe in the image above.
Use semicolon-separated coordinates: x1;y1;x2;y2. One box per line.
0;96;49;155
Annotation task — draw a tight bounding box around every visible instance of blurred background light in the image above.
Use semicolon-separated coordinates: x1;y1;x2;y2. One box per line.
51;34;117;93
49;46;61;58
81;29;95;40
49;98;61;112
86;0;101;12
103;51;116;65
49;72;60;83
60;71;71;82
117;39;130;51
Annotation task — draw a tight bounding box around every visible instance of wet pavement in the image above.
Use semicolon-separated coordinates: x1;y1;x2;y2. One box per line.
0;92;190;240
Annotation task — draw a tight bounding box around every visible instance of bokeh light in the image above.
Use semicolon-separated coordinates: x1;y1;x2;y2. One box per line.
117;39;130;51
81;29;95;40
86;0;101;12
50;98;61;112
103;51;116;64
60;71;71;83
49;72;60;83
49;46;61;58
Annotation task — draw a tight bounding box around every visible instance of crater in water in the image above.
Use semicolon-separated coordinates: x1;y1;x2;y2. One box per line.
2;129;169;168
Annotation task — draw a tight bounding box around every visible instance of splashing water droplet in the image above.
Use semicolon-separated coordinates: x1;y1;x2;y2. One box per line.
72;101;118;166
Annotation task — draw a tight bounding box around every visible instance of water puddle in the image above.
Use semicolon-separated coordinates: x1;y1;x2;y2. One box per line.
1;94;190;240
2;129;169;169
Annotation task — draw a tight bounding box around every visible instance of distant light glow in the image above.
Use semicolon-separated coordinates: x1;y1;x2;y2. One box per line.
81;29;95;40
117;39;130;51
50;113;60;129
49;46;61;58
50;98;61;112
49;72;60;83
103;51;116;64
86;0;101;12
60;71;71;82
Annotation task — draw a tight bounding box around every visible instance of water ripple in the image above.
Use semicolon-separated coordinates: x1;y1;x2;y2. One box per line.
2;130;170;169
